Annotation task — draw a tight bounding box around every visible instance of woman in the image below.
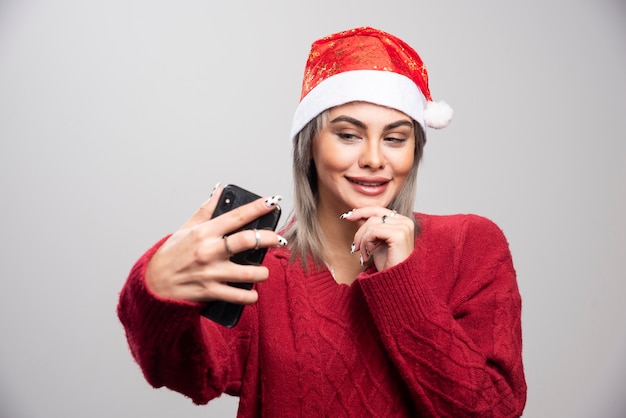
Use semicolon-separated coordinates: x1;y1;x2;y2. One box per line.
118;27;526;417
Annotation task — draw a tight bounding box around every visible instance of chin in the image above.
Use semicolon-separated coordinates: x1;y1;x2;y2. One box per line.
346;195;393;210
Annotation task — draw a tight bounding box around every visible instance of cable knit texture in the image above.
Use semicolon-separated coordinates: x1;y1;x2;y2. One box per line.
118;214;526;417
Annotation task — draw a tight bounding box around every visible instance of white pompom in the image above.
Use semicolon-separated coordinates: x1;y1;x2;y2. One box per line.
424;100;453;129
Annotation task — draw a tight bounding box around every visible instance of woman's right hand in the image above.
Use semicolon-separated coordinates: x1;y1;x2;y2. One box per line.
145;183;285;305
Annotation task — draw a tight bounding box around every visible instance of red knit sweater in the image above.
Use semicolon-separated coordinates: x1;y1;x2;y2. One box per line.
118;214;526;417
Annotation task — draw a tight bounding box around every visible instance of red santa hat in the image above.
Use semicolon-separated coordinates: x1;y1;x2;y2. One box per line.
290;26;453;141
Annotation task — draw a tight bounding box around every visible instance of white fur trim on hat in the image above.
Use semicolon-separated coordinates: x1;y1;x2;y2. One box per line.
290;70;426;141
424;100;453;129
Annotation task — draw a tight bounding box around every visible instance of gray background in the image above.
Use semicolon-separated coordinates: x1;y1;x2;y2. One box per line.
1;0;624;417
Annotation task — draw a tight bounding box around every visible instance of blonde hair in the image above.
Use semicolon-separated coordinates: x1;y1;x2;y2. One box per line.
282;110;425;268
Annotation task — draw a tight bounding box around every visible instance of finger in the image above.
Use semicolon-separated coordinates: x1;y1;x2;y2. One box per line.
183;280;261;305
223;229;288;256
355;215;412;245
181;182;223;229
339;206;397;224
171;260;270;301
192;229;286;266
353;220;388;258
193;264;269;304
355;221;395;250
209;285;260;305
209;194;282;237
357;221;414;267
344;207;402;249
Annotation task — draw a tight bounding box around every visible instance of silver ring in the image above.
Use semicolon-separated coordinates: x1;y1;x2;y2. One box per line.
223;235;234;256
253;229;261;250
381;215;388;224
389;210;397;218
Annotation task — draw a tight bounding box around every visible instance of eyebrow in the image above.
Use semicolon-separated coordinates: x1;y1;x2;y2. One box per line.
329;116;413;131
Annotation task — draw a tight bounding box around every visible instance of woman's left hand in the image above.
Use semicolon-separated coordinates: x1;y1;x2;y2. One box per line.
341;207;415;271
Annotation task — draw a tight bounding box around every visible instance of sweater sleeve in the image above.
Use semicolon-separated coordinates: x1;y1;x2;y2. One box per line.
357;215;526;417
116;237;255;404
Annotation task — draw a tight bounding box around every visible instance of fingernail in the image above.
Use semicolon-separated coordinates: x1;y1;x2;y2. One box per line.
277;235;288;246
350;242;355;255
264;195;282;207
339;210;353;219
359;254;364;266
210;181;221;198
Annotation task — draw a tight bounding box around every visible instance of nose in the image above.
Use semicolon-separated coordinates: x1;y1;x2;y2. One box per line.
359;140;385;170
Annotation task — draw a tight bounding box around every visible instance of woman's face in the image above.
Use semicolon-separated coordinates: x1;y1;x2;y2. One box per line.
312;101;415;215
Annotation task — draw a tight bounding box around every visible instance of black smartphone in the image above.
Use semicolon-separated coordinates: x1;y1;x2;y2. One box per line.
200;184;281;328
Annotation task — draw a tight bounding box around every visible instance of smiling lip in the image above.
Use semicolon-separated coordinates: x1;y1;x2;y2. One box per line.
346;176;390;195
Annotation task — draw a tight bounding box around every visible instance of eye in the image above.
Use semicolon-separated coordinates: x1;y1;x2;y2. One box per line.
384;136;408;145
337;132;361;141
